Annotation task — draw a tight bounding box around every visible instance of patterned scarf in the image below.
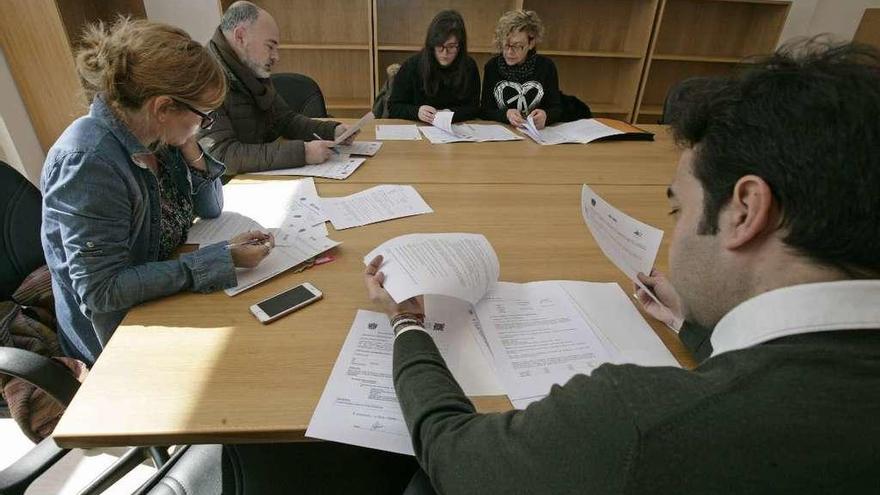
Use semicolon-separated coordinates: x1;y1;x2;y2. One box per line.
497;50;538;82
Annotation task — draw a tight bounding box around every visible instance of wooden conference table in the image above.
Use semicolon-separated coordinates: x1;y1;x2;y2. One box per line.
54;120;690;448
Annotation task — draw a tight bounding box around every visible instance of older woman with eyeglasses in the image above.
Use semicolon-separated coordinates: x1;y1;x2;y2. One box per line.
480;10;563;129
388;10;481;124
41;18;273;365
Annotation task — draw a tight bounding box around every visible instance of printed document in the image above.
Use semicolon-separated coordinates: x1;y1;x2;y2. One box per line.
306;310;414;455
322;185;433;230
520;117;624;145
375;125;422;141
251;156;367;180
226;234;340;296
336;141;383;156
186;179;326;246
581;184;663;301
334;111;374;144
364;233;499;305
420;123;523;144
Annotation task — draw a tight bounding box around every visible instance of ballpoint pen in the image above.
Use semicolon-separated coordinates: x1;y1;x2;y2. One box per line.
313;133;340;155
226;238;272;249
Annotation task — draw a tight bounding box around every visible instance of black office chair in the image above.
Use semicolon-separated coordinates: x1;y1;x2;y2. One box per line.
659;76;716;125
0;161;169;494
0;162;43;301
270;73;328;118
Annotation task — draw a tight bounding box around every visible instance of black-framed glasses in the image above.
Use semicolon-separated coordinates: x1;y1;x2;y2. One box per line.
173;98;215;130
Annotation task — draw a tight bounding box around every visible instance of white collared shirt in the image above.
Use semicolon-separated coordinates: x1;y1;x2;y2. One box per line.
710;280;880;357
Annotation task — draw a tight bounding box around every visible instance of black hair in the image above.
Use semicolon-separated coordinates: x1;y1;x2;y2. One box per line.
419;10;469;97
670;38;880;277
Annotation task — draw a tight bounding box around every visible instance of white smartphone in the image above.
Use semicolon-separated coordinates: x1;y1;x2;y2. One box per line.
249;283;323;324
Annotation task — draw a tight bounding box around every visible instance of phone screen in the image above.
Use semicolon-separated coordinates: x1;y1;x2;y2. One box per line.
257;285;316;317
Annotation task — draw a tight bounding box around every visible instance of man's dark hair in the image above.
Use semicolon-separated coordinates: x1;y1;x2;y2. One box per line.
220;1;260;33
670;39;880;277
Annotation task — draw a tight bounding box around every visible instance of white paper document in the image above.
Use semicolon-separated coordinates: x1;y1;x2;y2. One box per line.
424;296;505;396
475;280;678;408
306;310;414;455
336;141;383;156
334;111;374;144
520;118;624;145
225;234;341;296
186;179;327;246
419;124;523;144
375;125;422;141
322;185;433;230
364;233;500;305
581;184;663;292
431;110;457;136
251;156;367;180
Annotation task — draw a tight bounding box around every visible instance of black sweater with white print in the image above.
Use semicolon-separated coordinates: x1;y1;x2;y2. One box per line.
480;52;564;125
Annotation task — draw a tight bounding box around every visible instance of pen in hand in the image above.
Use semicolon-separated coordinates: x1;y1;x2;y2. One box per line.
313;133;340;155
226;237;272;249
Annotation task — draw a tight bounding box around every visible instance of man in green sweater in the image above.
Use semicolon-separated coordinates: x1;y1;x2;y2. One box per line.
364;40;880;494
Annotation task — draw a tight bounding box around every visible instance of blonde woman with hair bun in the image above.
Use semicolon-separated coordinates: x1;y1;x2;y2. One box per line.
41;18;274;365
480;10;564;129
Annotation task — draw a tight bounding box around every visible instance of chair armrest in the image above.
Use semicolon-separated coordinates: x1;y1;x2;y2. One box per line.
0;347;80;406
0;437;67;495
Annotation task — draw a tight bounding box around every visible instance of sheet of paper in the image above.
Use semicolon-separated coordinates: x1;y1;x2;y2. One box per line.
418;125;471;144
306;310;414;455
334;111;374;144
375;125;422;141
474;281;614;407
251;156;367;180
186;179;326;246
520;115;543;143
363;233;500;305
463;124;523;142
322;184;433;230
225;234;340;296
336;141;383;156
581;185;663;300
431;110;457;135
424;296;505;396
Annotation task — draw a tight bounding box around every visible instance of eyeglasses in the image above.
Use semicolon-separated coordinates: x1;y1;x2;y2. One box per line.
503;40;531;54
173;98;215;130
435;43;460;54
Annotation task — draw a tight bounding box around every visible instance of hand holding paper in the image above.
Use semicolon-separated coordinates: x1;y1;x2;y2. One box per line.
334;111;374;144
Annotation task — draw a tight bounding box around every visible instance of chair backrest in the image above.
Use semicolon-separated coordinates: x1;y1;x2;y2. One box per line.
0;161;44;300
659;76;716;125
270;73;328;118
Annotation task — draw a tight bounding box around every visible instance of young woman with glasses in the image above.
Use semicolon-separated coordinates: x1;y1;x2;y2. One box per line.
481;10;563;129
41;18;274;365
387;10;481;124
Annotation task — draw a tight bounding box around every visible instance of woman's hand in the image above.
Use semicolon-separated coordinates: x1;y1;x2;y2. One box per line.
528;108;547;129
364;255;425;318
634;269;684;330
418;105;438;124
506;109;526;127
229;231;274;268
180;135;207;171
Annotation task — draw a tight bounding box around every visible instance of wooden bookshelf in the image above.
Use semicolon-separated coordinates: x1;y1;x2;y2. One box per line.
634;0;791;124
854;8;880;49
0;0;146;151
220;0;374;117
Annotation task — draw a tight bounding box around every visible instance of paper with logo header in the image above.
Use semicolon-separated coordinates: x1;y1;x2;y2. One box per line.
581;184;663;302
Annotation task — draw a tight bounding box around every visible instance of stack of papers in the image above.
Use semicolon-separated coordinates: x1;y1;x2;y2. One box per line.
375;125;422;140
226;234;340;296
250;155;367;180
420;110;522;144
336;141;382;156
519;117;624;145
322;184;433;230
186;178;327;246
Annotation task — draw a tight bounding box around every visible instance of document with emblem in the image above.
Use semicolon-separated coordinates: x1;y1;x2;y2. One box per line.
322;184;433;230
336;141;383;156
581;184;664;303
250;156;367;180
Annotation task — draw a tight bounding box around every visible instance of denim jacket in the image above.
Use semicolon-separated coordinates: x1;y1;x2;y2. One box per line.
41;95;237;365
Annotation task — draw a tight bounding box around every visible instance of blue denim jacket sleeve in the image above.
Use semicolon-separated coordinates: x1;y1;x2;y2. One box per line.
179;146;226;219
43;151;237;315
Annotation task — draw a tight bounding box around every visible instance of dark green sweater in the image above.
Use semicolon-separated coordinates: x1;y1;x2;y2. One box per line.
393;326;880;494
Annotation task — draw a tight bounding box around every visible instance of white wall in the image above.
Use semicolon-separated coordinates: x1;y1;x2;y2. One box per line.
780;0;880;45
0;48;45;186
144;0;222;44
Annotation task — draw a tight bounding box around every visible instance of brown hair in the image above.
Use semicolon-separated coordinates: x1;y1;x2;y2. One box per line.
76;17;226;112
493;10;545;50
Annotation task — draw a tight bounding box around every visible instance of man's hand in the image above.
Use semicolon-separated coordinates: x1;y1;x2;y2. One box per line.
634;270;684;330
334;124;359;145
364;255;425;319
305;140;335;164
